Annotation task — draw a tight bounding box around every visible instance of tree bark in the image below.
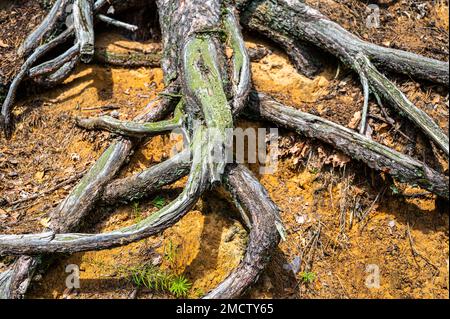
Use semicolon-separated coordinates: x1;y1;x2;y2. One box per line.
240;0;449;85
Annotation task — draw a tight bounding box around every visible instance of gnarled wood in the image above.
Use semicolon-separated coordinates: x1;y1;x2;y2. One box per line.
1;0;447;300
100;150;191;205
18;0;72;58
248;92;449;199
0;91;176;299
29;44;80;78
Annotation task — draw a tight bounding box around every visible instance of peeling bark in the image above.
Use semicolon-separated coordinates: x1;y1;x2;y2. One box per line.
1;0;448;300
0;125;210;255
18;0;72;58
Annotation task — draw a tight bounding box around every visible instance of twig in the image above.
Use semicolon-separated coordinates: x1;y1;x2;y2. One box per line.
406;222;439;272
97;14;139;32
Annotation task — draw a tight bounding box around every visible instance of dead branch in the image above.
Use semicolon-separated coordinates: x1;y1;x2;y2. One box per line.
76;100;184;137
73;0;95;63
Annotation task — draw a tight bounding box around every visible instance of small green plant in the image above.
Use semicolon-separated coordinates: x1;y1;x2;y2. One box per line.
299;271;316;284
169;275;192;298
132;202;143;222
308;166;320;174
390;184;399;195
152;196;166;209
128;264;192;298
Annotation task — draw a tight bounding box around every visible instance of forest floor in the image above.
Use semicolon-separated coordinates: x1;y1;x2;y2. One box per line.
0;0;448;299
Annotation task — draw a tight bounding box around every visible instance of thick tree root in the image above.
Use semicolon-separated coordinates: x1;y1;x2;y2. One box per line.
240;0;449;85
1;29;74;137
223;7;251;114
204;164;282;298
1;0;448;300
0;0;131;137
241;0;449;155
248;92;449;200
29;44;80;78
17;0;73;58
100;150;191;205
353;54;449;156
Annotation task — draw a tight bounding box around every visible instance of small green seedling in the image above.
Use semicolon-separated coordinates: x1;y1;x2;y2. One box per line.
169;275;192;298
390;184;399;195
152;196;166;209
300;271;316;284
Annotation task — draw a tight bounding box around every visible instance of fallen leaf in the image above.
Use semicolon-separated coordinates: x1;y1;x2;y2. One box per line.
348;111;361;129
326;152;351;168
0;40;9;48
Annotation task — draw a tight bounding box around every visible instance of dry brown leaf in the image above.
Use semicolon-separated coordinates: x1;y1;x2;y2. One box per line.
348;111;361;129
0;40;9;48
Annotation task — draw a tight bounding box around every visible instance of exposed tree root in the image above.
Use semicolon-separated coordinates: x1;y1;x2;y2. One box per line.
248;92;449;199
204;164;282;298
73;0;95;63
100;150;191;205
17;0;73;58
0;92;176;299
353;54;449;156
241;0;449;155
0;125;210;256
240;0;449;85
